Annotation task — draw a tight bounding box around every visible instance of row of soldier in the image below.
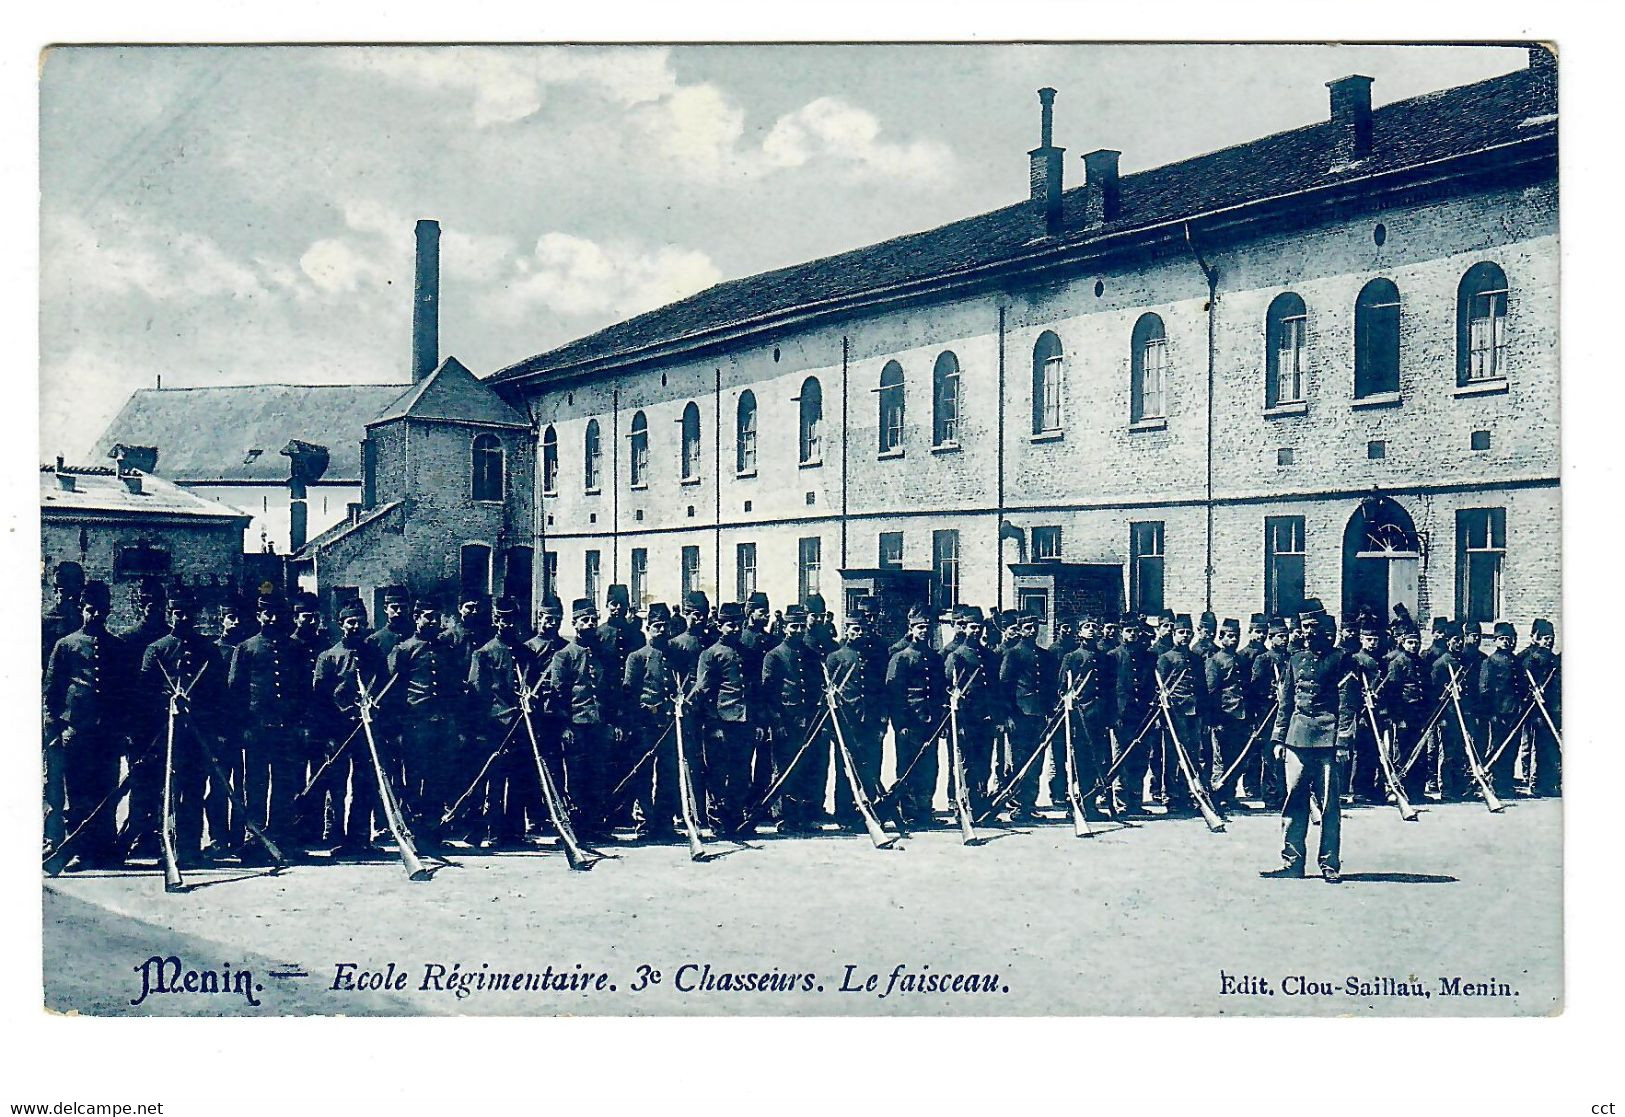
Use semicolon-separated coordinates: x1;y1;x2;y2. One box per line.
41;567;1561;872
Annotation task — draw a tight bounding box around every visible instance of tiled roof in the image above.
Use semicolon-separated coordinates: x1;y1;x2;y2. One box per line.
291;499;405;559
94;382;410;483
371;357;529;429
493;61;1554;385
40;466;251;521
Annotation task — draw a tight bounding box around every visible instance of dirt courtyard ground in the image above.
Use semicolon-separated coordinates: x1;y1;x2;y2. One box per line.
43;799;1560;1018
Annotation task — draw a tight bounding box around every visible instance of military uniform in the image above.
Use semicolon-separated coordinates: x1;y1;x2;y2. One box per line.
887;607;946;824
287;593;328;842
761;605;824;830
1346;630;1389;805
1269;614;1358;880
139;594;228;865
826;602;888;828
228;596;303;857
42;565;83;670
1248;622;1291;807
1382;630;1430;802
945;607;998;821
311;603;390;853
367;587;415;660
738;591;779;814
43;582;129;869
387;603;460;840
1478;622;1527;797
1429;626;1471;801
1204;620;1249;806
1110;618;1159;814
466;599;538;847
1155;618;1210;812
693;602;755;835
1521;619;1561;797
117;579;171;855
624;604;684;839
545;600;622;838
805;593;839;660
599;585;646;823
1057;617;1108;816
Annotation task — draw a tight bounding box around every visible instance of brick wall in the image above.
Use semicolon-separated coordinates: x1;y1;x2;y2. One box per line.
42;516;246;632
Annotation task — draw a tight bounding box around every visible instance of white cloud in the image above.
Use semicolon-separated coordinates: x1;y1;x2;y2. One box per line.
485;232;721;324
43;212;269;303
763;97;950;179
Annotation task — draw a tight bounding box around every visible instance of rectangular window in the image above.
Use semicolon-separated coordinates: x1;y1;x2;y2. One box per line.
932;529;960;612
1031;525;1062;561
736;542;757;603
798;536;822;603
682;546;701;599
1130;521;1165;615
1457;508;1506;623
630;548;648;608
1018;588;1050;632
1139;339;1167;419
878;531;904;570
543;551;559;602
1467;288;1509;381
584;550;601;605
114;545;171;579
1275;314;1306;404
1264;516;1307;619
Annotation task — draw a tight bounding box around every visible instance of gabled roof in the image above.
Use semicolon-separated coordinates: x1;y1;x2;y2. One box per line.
290;499;406;560
371;356;530;429
40;466;251;522
94;383;410;484
492;61;1554;386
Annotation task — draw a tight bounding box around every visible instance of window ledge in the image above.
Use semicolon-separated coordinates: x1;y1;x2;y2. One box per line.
629;483;648;492
1128;417;1168;433
1263;401;1308;418
878;448;905;461
584;488;602;497
930;441;962;455
680;476;702;487
471;498;504;506
1029;430;1065;444
1455;378;1509;398
1352;391;1402;410
735;469;758;480
799;458;823;470
542;489;558;499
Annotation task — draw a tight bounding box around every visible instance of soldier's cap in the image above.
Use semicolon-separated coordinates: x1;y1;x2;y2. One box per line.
166;586;197;609
805;593;828;613
1532;618;1555;638
716;601;745;623
383;586;410;604
414;595;441;614
219;597;245;617
1430;616;1450;635
459;589;490;608
1299;609;1328;628
645;602;672;623
1173;613;1194;631
571;597;597;619
1249;613;1267;629
52;564;85;591
1493;621;1517;640
995;609;1021;630
1437;619;1461;639
1199;610;1218;631
537;597;564;620
81;581;112;610
338;600;369;623
1396;622;1420;640
907;604;934;625
958;605;986;623
1220;618;1241;634
606;584;631;606
1300;597;1325;615
492;596;520;618
683;590;710;614
1019;606;1043;623
136;575;168;604
1267;616;1290;635
855;595;879;616
1460;619;1483;637
784;604;809;623
746;591;770;610
257;593;287;614
1079;611;1101;627
293;591;320;614
1359;617;1384;636
1120;612;1140;627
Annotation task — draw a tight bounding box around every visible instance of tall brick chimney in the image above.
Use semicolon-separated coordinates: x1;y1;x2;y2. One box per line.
1082;149;1121;226
1028;88;1065;237
1327;75;1374;163
412;218;441;383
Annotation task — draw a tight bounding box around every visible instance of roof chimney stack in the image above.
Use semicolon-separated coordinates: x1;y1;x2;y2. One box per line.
108;443;159;475
412;218;441;383
1082;149;1121;225
1327;75;1374;163
1028;88;1065;237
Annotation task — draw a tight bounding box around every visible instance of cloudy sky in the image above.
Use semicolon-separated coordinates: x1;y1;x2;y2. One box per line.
39;43;1528;460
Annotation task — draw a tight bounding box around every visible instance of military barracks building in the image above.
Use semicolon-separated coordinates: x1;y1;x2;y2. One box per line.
481;52;1556;641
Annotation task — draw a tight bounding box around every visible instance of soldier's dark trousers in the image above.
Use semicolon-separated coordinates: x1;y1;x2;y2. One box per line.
1280;745;1341;873
1249;711;1282;805
563;722;612;835
773;716;822;827
400;717;456;834
123;733;162;855
1437;717;1471;801
702;720;753;833
641;710;684;835
1350;720;1385;803
165;726;215;864
1485;715;1519;797
832;720;883;825
893;721;940;822
1210;719;1249;805
241;725;303;848
1393;722;1426;803
751;725;777;816
60;727;124;865
1115;712;1154;811
1530;718;1561;797
1161;713;1204;810
314;724;381;849
954;717;995;820
1005;714;1045;813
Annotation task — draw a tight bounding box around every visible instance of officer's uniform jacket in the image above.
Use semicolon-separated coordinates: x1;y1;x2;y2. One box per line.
624;635;680;721
826;640;885;730
760;636;822;738
886;640;944;732
288;628;326;729
1272;643;1358;749
229;630;301;729
466;634;537;727
694;636;751;726
45;626;131;735
387;633;457;723
544;635;616;726
1478;647;1527;721
1155;646;1209;719
311;637;390;732
1204;648;1248;723
600;617;646;718
444;620;494;713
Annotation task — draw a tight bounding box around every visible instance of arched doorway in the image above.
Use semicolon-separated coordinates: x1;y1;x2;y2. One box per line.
1341;495;1420;623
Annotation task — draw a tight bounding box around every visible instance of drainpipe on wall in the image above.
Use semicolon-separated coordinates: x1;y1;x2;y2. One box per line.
996;304;1007;612
611;385;620;585
713;366;722;596
1184;221;1218;612
840;335;850;570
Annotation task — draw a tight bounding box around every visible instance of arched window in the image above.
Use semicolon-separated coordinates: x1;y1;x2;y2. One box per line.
1265;292;1308;407
933;351;961;446
1032;331;1063;434
541;425;558;494
798;377;823;465
1458;262;1509;385
681;401;701;481
736;390;758;475
584;419;602;492
1355;278;1401;399
471;433;504;502
1131;313;1167;422
628;410;649;488
878;360;905;454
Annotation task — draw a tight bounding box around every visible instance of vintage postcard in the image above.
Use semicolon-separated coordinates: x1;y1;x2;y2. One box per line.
37;42;1560;1018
